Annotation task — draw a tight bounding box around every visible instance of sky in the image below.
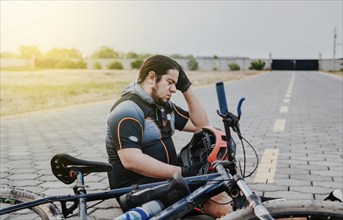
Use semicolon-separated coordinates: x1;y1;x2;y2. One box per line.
1;1;342;59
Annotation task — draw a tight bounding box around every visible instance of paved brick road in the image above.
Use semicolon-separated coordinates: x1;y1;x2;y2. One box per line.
1;71;342;219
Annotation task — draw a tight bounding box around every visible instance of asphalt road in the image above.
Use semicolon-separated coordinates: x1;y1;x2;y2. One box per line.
1;71;342;219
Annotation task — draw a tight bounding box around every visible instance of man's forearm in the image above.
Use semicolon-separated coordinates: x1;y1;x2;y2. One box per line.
183;86;209;129
119;148;182;179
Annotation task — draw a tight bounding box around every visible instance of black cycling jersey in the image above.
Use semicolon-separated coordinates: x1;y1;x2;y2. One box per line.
106;82;189;189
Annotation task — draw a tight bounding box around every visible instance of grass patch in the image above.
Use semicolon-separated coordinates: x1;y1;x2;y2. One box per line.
1;69;136;116
0;66;49;71
1;69;262;117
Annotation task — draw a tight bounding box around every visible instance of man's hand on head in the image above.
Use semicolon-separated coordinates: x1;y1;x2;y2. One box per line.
176;65;192;93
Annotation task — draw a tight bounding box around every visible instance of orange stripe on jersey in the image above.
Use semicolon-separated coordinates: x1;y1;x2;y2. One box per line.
173;104;189;120
160;139;170;164
117;117;143;149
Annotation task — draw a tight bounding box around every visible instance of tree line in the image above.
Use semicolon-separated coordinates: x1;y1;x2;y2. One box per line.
0;45;199;69
0;45;266;70
0;45;197;59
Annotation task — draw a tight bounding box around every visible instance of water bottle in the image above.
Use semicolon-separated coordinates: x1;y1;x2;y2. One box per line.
114;200;164;220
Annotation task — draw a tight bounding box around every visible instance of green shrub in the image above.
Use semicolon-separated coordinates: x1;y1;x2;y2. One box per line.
170;54;185;59
126;52;139;59
55;60;75;69
187;58;198;71
75;60;87;69
35;58;59;68
54;59;87;69
228;63;240;71
249;60;265;70
91;47;119;58
107;60;123;70
35;58;86;69
94;61;102;69
131;59;144;69
44;48;82;59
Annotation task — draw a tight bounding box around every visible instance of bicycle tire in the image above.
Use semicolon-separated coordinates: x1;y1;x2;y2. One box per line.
0;187;64;220
221;199;343;220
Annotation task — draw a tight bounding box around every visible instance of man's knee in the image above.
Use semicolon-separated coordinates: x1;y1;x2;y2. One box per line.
203;192;233;219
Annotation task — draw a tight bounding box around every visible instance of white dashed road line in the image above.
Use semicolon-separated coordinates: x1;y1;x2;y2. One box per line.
258;72;293;184
273;119;286;132
280;106;288;113
254;149;279;183
287;71;295;92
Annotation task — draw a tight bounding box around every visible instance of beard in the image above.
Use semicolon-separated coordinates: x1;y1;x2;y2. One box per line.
151;86;168;107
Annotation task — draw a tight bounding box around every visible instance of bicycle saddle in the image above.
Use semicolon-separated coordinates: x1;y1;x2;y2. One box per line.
50;153;112;184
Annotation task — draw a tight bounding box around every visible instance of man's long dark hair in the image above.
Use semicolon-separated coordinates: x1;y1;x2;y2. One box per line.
109;55;180;112
137;55;180;84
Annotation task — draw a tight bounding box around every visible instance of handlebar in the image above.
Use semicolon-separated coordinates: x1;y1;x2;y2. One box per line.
216;82;229;115
215;82;274;220
215;82;245;162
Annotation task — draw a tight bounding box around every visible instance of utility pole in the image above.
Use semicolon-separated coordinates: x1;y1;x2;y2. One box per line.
332;26;337;71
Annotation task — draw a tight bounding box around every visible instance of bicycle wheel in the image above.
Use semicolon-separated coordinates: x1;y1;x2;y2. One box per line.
221;199;343;220
0;187;64;220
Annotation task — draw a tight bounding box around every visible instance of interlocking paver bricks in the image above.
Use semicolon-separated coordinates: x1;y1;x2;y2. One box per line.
312;181;343;189
7;173;42;180
42;187;78;196
1;71;342;219
273;179;311;186
291;186;333;194
5;180;43;187
264;191;314;200
289;164;330;171
249;183;288;192
310;170;343;177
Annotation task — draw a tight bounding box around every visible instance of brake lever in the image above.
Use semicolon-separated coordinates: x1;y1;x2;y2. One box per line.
237;97;245;120
233;98;245;139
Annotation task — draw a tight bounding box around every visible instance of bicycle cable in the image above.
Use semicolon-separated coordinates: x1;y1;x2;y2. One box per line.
239;138;246;177
67;199;107;218
233;131;259;179
207;198;232;206
241;136;259;178
87;200;107;216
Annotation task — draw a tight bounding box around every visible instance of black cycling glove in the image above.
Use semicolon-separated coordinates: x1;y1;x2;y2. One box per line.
181;162;204;177
176;65;192;93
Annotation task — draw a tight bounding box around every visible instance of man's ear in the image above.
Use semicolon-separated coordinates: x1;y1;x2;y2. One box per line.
147;71;156;84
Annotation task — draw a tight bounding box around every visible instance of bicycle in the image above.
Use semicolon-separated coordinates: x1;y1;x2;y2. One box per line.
1;81;342;220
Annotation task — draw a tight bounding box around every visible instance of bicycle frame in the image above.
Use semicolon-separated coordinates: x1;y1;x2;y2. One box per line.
0;172;222;217
1;165;266;219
